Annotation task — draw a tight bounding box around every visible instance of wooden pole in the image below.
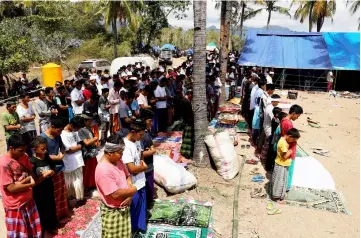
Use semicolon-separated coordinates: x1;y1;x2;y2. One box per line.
232;155;245;238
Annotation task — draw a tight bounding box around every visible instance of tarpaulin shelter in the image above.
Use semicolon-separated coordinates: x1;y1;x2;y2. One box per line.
238;29;360;71
206;42;219;52
161;44;176;51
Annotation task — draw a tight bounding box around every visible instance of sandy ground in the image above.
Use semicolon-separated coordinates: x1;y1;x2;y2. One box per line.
0;61;359;237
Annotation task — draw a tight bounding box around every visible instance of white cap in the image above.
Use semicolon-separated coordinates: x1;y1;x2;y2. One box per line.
120;87;128;92
89;75;97;80
136;65;141;69
269;71;274;75
121;72;127;77
173;65;178;69
231;66;236;69
127;71;132;76
129;77;137;80
159;68;164;73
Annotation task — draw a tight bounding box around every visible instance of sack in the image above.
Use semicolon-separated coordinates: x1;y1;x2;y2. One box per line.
153;155;197;194
204;131;239;180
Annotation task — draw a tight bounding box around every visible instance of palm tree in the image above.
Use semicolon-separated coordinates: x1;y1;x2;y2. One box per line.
291;0;336;32
254;0;291;29
192;0;209;167
94;1;143;58
347;0;360;30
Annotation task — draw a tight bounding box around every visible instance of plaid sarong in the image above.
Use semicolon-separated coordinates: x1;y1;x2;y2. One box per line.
100;203;131;238
180;125;194;159
5;199;42;238
53;172;69;220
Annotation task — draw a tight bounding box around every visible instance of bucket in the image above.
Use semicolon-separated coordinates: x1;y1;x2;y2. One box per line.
41;63;63;87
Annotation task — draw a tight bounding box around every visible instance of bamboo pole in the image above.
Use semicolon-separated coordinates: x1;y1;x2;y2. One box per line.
232;155;245;238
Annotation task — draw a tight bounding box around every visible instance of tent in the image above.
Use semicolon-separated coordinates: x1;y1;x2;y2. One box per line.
186;48;193;55
206;42;219;52
237;29;360;71
161;44;175;51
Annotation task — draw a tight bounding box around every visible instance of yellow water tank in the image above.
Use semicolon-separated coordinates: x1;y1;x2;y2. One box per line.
41;63;63;87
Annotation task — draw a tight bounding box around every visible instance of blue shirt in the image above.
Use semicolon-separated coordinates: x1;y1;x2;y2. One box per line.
252;106;261;129
131;99;140;113
40;132;64;171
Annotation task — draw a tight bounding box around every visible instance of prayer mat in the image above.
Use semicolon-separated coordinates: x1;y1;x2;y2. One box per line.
236;121;248;133
285;186;350;215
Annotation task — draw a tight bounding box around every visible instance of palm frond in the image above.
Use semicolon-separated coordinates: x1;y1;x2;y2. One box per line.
273;6;291;18
244;8;264;21
347;0;360;15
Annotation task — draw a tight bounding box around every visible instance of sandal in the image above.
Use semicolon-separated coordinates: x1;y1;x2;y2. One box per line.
249;168;260;175
251;177;264;183
241;144;251;149
246;159;258;165
252;175;265;180
266;202;274;210
267;209;282;215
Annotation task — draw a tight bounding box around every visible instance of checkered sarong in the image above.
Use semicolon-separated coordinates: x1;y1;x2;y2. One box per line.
100;203;131;238
180;125;194;159
5;199;42;238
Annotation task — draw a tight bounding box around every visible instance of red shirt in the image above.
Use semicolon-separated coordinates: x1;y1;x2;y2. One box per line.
280;118;296;159
0;154;33;209
83;89;92;100
95;160;130;208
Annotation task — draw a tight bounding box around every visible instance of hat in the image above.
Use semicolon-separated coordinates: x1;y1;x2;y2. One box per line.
158;68;164;73
84;80;90;85
103;74;110;78
173;65;178;69
269;71;274;75
136;65;141;69
231;66;236;69
120;87;128;93
89;75;97;80
127;72;132;76
121;72;127;77
271;97;280;102
81;113;93;120
129;77;137;80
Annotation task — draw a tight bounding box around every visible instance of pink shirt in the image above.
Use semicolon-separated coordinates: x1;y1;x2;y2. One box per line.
280;118;296;159
0;154;33;209
107;88;121;114
95;160;130;208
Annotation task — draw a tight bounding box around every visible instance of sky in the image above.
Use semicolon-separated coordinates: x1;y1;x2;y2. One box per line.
168;0;360;32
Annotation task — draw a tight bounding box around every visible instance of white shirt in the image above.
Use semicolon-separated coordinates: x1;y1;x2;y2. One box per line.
123;138;146;190
249;84;259;110
154;85;167;109
71;88;84;115
263;104;274;137
16;103;36;133
61;130;84;172
137;93;148;107
266;75;273;84
327;71;334;82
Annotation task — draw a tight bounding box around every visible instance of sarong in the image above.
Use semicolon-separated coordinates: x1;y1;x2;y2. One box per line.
91;124;100;146
52;172;69;220
64;167;84;200
272;164;289;200
145;170;155;206
287;159;295;190
5;199;42;238
260;136;270;165
180;125;194;159
111;114;120;134
130;187;147;233
100;203;131;238
83;157;97;189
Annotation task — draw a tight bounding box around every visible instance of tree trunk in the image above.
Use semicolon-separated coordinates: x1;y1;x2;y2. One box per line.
219;1;231;104
192;0;209;167
239;1;245;40
219;1;227;52
112;15;118;59
308;1;314;32
266;9;272;29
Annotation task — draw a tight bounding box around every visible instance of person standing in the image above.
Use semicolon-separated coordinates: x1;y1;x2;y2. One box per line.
2;101;21;149
99;88;111;145
55;86;70;126
41;118;69;221
17;93;37;157
154;78;168;133
95;135;137;238
71;80;85;117
326;70;334;92
35;89;58;134
0;135;42;238
179;90;194;159
108;81;122;134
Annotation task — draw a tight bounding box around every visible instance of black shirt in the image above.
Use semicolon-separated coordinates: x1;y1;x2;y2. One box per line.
179;97;194;126
141;130;154;172
56;95;69;118
30;154;56;193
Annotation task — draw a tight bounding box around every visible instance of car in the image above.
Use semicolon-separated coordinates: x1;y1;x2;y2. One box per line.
78;59;111;71
159;50;173;65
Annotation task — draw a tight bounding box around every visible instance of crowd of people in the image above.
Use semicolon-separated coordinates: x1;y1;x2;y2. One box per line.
0;50;306;237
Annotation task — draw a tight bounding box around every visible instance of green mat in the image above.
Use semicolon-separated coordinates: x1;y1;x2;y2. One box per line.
147;199;213;238
236;121;248;133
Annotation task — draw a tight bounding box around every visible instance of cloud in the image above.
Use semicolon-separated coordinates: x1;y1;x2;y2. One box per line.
168;0;360;32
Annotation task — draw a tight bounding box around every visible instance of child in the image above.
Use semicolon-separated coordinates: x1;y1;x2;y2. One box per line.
272;128;301;202
141;117;156;206
122;119;148;234
61;116;85;202
95;134;137;238
78;113;99;191
280;105;303;190
30;136;58;236
0;134;41;238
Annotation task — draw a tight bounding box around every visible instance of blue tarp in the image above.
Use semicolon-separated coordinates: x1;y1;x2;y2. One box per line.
323;32;360;70
161;44;175;50
238;30;332;69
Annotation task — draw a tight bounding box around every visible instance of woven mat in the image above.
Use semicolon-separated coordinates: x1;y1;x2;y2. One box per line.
285;186;350;215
